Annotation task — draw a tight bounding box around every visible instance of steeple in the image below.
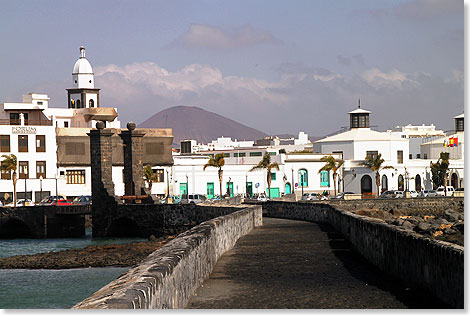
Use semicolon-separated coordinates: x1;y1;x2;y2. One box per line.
67;46;100;109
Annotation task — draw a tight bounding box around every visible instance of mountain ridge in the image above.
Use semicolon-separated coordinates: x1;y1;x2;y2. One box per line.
138;106;268;145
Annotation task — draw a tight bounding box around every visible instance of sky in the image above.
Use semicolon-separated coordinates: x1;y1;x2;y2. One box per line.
0;0;464;137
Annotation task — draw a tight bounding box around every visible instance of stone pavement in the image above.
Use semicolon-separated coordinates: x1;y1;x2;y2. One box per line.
187;217;448;309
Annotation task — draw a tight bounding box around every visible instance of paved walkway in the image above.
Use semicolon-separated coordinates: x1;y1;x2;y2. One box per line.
187;217;447;309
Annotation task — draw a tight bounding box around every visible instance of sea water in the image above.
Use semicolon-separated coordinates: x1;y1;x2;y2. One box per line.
0;229;145;309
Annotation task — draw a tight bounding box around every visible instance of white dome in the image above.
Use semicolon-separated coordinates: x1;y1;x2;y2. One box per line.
72;46;93;74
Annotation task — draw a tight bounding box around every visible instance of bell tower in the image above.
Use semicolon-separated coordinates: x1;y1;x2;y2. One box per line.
67;46;100;109
349;98;371;129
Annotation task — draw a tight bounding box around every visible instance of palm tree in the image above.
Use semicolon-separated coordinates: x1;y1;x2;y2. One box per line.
203;153;225;199
250;153;279;199
318;155;343;196
143;165;156;191
1;154;17;207
360;153;393;196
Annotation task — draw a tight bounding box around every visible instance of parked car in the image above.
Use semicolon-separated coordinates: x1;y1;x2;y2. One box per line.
52;199;74;206
379;190;395;199
394;191;404;198
6;199;32;207
73;195;92;205
251;193;267;202
455;188;464;192
409;190;419;198
301;193;318;201
421;189;437;197
335;192;355;199
436;186;455;196
39;195;66;205
181;194;205;204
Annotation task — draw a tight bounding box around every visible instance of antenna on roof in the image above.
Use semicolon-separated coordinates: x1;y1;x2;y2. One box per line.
358;98;361;108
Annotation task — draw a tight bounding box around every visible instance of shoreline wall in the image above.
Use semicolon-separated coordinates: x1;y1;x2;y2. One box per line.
73;205;262;309
263;200;464;308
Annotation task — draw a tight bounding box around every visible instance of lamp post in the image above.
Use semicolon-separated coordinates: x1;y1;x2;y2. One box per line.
301;173;304;196
245;173;248;197
291;169;294;194
166;169;170;201
55;173;58;197
185;174;189;203
24;167;28;202
39;175;43;203
228;177;231;197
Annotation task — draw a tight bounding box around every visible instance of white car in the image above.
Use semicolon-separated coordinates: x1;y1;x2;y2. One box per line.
394;191;404;198
301;193;318;201
256;193;267;202
409;190;419;198
181;194;205;204
436;186;455;197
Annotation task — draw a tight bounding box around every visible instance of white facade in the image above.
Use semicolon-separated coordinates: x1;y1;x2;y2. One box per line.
315;106;464;195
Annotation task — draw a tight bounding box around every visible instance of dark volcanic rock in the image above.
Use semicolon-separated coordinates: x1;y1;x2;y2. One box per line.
453;222;464;234
0;235;175;269
414;223;432;234
444;210;459;222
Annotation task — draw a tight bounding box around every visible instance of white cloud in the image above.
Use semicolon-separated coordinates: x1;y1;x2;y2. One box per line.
39;61;462;137
361;68;420;89
168;24;282;50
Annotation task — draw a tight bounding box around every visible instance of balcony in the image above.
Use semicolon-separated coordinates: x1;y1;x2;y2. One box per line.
0;119;53;126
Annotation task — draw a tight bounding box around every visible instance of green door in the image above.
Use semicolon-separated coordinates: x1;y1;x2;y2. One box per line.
246;182;253;197
285;183;291;194
179;183;187;197
269;187;280;198
226;182;234;197
207;182;215;199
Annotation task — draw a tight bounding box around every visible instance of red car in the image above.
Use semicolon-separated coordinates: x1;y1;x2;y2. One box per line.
52;199;74;206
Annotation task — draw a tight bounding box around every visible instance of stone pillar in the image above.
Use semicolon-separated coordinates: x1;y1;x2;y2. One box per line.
89;121;115;197
88;121;120;237
119;122;146;196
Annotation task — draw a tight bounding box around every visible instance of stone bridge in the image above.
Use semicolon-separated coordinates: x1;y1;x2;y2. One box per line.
0;205;90;238
74;198;464;309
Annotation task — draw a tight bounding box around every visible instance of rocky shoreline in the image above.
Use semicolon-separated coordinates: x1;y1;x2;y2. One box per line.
352;208;464;246
0;235;175;269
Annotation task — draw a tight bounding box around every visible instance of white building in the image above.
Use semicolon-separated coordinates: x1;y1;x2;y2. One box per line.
0;47;174;203
170;147;342;199
315;105;464;195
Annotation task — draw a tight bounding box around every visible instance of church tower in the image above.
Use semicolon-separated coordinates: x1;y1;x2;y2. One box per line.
67;46;100;109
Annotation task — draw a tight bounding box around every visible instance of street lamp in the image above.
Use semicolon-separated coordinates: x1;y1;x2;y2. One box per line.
185;174;189;203
24;167;28;201
291;169;294;193
166;169;170;201
39;175;43;203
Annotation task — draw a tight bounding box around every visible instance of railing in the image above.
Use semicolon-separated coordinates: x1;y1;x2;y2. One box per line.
0;119;53;126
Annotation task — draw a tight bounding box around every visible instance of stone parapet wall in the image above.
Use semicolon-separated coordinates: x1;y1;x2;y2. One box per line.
328;197;464;216
264;201;463;308
73;205;262;309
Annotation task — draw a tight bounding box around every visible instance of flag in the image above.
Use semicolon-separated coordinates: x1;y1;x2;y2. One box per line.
454;137;458;147
449;137;454;147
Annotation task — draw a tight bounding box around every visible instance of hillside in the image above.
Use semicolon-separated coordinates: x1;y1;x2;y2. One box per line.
138;106;267;145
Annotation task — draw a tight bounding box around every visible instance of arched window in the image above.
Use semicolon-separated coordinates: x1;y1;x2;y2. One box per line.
70;99;75;108
298;169;308;187
415;174;422;192
361;175;372;194
398;175;404;191
382;175;388;192
76;99;81;108
89;99;94;108
451;173;459;189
